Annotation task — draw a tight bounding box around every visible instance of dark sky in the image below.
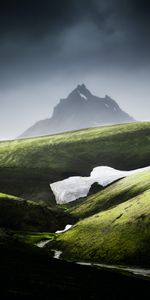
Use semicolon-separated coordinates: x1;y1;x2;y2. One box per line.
0;0;150;139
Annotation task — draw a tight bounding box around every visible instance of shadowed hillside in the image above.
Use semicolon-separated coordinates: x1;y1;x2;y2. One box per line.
0;193;75;232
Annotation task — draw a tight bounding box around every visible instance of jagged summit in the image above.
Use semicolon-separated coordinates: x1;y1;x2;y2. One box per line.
19;84;134;139
76;83;88;93
76;84;91;96
68;84;92;101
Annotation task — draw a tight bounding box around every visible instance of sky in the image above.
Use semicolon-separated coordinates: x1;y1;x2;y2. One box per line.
0;0;150;140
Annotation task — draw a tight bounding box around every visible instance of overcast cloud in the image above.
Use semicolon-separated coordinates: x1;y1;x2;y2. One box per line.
0;0;150;139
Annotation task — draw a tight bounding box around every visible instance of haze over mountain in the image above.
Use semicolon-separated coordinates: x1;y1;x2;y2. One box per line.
20;84;134;138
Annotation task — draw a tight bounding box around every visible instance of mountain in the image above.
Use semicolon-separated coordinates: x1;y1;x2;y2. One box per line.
20;84;134;138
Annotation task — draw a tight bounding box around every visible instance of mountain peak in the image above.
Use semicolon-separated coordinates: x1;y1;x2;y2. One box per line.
19;85;134;138
76;83;87;92
105;95;112;100
71;84;92;100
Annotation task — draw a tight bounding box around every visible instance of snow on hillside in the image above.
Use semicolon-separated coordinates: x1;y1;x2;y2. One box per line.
50;166;150;204
50;176;95;204
90;166;150;186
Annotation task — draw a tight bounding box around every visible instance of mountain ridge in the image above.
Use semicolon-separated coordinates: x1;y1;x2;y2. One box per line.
19;84;134;138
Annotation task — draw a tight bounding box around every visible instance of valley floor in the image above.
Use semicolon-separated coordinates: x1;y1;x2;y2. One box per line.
0;238;150;300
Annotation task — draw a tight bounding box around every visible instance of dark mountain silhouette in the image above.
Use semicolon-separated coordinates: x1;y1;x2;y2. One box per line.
19;84;134;138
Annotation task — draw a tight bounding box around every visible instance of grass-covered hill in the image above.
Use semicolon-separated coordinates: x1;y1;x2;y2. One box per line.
68;169;150;219
0;122;149;204
54;170;150;267
0;193;75;232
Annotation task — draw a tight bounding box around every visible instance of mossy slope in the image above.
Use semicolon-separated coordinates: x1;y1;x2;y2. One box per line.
56;176;150;267
69;170;150;219
0;122;149;203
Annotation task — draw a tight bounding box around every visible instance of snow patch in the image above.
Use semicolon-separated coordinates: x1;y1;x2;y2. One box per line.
50;166;150;204
36;240;50;248
55;224;72;234
79;92;88;100
105;103;109;108
50;176;94;204
53;250;62;259
90;166;150;186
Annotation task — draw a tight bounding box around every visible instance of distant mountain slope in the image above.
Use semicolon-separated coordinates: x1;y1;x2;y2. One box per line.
0;122;149;204
20;84;134;138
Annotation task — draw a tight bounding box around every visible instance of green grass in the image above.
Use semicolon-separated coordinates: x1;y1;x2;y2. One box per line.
0;193;76;232
12;231;55;245
68;169;150;219
0;121;150;283
0;192;19;200
54;172;150;267
0;122;149;203
0;122;149;170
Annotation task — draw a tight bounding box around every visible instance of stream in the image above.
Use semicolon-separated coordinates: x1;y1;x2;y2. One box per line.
36;224;150;281
37;242;150;280
50;250;150;279
76;261;150;279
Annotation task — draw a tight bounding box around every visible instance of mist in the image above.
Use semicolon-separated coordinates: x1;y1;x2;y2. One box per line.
0;0;150;140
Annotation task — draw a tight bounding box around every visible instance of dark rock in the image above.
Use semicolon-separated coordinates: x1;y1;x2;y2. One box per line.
87;182;103;196
19;84;134;138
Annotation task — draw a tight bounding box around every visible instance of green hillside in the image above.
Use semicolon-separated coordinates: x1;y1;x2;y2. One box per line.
0;193;75;232
54;172;150;267
0;122;149;204
68;169;150;218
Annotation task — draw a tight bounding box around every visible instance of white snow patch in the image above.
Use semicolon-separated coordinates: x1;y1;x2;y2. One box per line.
90;166;150;187
50;176;94;204
105;103;109;108
50;166;150;204
55;224;72;234
36;240;50;248
79;92;87;100
53;250;62;259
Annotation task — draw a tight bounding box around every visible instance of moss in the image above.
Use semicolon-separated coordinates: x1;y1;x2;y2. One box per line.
0;192;19;200
55;188;150;267
69;169;150;218
12;231;55;245
0;122;149;203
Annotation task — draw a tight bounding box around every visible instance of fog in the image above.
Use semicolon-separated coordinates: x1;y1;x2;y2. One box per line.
0;0;150;140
